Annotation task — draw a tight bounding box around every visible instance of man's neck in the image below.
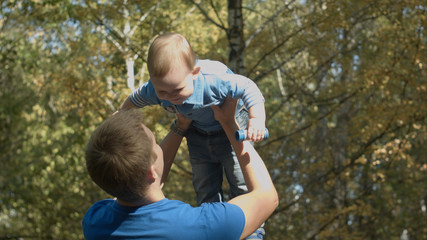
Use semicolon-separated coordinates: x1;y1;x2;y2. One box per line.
117;189;165;207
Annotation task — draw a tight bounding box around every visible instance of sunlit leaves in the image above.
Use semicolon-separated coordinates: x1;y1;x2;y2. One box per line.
1;0;426;239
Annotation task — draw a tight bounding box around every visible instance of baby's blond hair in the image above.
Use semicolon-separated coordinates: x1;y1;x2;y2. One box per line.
147;33;196;78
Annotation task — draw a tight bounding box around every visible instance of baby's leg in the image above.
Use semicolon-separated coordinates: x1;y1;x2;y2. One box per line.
223;148;248;198
187;130;224;206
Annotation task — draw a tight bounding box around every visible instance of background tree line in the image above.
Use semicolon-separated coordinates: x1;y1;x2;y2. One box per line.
1;0;426;239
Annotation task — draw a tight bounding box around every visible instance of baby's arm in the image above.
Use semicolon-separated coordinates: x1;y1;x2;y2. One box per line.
119;97;138;110
111;97;138;115
247;102;266;142
215;70;266;141
117;81;159;112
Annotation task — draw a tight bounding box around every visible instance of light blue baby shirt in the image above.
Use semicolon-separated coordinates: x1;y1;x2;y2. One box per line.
130;59;264;132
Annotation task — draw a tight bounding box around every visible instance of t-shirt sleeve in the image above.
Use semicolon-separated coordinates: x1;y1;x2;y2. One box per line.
201;202;245;240
129;81;160;108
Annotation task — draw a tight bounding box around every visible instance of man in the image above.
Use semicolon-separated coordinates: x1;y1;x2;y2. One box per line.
83;98;278;239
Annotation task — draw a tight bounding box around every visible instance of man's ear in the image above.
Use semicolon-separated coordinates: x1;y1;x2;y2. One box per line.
192;66;201;76
147;165;158;183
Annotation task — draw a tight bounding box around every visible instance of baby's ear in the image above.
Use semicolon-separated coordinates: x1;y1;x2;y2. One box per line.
192;66;201;76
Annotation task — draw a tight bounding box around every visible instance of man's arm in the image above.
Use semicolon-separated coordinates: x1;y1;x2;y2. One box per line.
211;98;278;239
159;114;192;186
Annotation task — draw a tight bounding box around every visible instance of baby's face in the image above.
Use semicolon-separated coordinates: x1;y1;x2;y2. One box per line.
151;65;196;105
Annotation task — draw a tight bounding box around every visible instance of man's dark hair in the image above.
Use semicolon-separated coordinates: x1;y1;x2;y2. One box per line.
85;109;155;202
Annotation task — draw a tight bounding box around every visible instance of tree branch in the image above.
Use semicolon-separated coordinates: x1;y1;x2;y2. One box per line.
252;46;305;82
209;0;226;29
129;3;159;37
187;0;226;30
245;0;296;48
306;213;341;240
247;25;307;77
261;88;361;149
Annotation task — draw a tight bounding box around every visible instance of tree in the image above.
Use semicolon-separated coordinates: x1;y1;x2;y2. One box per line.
1;0;425;239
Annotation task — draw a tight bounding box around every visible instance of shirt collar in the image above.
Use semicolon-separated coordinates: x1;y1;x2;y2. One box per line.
182;73;204;105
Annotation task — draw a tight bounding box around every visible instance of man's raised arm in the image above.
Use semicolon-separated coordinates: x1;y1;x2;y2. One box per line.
159;114;192;187
210;98;278;239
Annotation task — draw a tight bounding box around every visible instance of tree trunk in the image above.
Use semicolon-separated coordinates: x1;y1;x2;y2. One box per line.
123;1;136;91
227;0;245;74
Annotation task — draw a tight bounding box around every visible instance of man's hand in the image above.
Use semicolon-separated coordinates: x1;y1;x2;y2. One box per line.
175;113;192;131
210;97;238;125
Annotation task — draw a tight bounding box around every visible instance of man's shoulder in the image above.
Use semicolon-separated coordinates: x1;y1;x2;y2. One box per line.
200;201;244;215
83;199;115;221
199;202;246;238
158;200;244;222
86;199;114;211
150;201;244;239
83;199;244;239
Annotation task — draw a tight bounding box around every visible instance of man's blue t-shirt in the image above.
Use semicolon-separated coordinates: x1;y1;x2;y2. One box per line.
82;198;245;240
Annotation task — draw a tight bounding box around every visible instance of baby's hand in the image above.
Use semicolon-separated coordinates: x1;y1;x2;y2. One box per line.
247;118;266;142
